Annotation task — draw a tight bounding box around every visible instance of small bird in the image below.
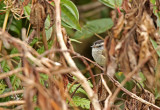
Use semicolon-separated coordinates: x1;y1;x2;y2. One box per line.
91;40;106;66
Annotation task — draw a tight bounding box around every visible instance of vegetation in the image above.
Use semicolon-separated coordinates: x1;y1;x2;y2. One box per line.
0;0;160;110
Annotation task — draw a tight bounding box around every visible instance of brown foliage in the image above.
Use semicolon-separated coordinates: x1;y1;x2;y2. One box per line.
30;0;54;38
104;0;160;109
106;0;160;88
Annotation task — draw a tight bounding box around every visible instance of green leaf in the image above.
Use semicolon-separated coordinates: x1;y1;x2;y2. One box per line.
61;0;79;20
61;0;81;31
11;48;20;60
9;19;22;37
74;18;113;39
40;74;48;86
37;46;45;54
71;96;90;109
29;38;38;46
155;88;160;99
0;83;6;94
70;38;82;43
99;0;122;9
115;72;125;83
150;0;156;4
11;75;21;90
138;72;146;87
45;16;53;40
1;61;10;72
67;83;87;95
23;4;31;20
150;38;160;57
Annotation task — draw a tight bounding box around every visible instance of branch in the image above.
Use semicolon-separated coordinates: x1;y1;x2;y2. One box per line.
0;90;24;98
54;0;101;109
0;68;24;79
101;75;112;110
0;100;25;106
0;53;22;62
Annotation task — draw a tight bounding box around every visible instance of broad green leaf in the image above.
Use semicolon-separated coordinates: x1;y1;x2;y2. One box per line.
99;0;122;9
23;4;31;19
150;38;160;57
61;0;81;31
61;0;79;20
74;18;113;39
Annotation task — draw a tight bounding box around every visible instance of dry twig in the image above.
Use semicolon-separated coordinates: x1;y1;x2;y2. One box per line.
54;0;101;109
101;75;112;110
0;100;25;106
0;90;24;98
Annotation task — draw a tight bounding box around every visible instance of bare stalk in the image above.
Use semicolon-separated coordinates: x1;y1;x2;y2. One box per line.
0;68;24;80
0;100;25;106
0;90;24;98
54;0;101;109
101;75;112;110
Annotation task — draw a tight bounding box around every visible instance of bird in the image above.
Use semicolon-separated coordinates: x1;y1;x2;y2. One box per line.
91;40;106;66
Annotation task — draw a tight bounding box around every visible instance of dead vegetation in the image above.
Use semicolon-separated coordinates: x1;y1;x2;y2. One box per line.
0;0;160;110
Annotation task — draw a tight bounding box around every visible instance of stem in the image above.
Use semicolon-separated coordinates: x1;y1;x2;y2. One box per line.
0;9;10;51
54;0;101;110
42;28;48;50
2;10;10;32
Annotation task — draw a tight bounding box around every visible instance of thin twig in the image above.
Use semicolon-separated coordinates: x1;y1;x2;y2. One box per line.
0;90;24;98
1;9;10;51
0;100;25;106
42;27;48;50
108;74;160;109
0;68;24;80
26;29;36;44
101;75;112;110
0;53;22;62
0;30;39;57
0;64;12;90
39;49;104;71
73;56;96;92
